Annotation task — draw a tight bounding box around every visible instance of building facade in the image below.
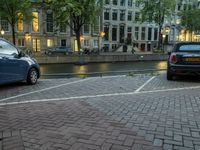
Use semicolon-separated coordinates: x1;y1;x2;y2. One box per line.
102;0;159;52
2;0;199;53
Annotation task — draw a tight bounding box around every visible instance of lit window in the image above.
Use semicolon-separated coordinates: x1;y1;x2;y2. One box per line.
17;13;23;32
32;12;39;32
47;39;54;47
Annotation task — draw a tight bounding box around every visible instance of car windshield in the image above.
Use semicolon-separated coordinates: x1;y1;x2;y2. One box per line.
178;44;200;51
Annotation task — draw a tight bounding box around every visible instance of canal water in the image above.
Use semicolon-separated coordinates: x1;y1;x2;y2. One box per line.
40;61;167;78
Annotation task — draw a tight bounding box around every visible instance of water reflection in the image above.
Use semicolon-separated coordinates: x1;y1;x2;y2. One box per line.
156;61;167;70
40;61;167;78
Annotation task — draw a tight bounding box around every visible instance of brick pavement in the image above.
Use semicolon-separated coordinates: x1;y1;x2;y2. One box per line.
0;74;200;150
0;100;161;150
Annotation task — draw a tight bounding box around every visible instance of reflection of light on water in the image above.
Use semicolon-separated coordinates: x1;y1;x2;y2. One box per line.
73;65;88;74
99;63;110;72
156;61;167;70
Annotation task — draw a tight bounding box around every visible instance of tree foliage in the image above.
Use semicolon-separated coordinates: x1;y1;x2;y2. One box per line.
0;0;32;45
49;0;103;52
139;0;176;49
179;0;200;39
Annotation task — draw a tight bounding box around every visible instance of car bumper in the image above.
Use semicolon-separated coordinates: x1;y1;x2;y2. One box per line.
169;63;200;75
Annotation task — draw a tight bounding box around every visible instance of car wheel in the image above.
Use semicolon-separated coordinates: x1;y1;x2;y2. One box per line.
167;68;173;80
27;68;38;85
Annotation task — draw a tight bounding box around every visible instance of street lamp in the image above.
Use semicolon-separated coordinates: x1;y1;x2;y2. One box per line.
98;31;105;53
1;29;5;38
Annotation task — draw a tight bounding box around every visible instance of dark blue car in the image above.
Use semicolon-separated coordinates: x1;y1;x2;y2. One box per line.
0;38;40;85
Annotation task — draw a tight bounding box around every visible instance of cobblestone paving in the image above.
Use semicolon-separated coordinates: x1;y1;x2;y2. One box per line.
0;100;161;150
0;75;151;104
0;74;200;150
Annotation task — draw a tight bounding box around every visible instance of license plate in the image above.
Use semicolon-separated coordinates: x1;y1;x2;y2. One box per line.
185;57;200;62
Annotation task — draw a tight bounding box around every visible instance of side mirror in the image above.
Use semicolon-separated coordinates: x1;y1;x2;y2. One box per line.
18;51;25;57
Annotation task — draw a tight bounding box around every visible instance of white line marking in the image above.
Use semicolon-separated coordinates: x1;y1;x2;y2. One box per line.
1;85;200;106
134;76;155;93
0;78;92;102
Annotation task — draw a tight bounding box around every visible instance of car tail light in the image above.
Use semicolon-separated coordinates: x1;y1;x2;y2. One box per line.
170;53;177;64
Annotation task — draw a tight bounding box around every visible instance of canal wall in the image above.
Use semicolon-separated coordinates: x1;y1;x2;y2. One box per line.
36;53;168;64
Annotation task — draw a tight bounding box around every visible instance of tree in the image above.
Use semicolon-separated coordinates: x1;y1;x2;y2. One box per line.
0;0;32;45
49;0;103;53
139;0;176;50
178;0;200;41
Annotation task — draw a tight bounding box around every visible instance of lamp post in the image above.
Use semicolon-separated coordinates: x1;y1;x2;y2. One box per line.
1;29;5;38
98;31;105;54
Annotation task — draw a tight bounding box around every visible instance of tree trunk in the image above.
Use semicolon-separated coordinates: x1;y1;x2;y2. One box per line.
75;31;81;54
158;24;162;50
11;23;16;45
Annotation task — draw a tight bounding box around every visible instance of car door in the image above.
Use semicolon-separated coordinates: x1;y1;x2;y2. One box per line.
0;39;28;84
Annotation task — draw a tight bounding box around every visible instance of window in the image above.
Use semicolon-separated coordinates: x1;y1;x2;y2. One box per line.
105;0;109;4
93;25;99;34
135;27;139;40
84;39;89;46
127;26;132;32
46;13;53;32
1;20;9;31
18;39;25;47
47;39;54;47
0;40;18;55
17;13;23;32
135;12;140;22
32;12;39;32
120;25;125;43
128;0;132;7
141;27;146;40
120;0;125;6
127;11;132;21
112;9;118;21
112;26;117;41
127;27;132;44
135;0;140;7
148;27;152;41
120;10;125;21
94;39;98;48
112;44;117;50
154;28;158;40
104;9;110;20
104;25;109;41
84;24;90;34
179;44;200;51
113;0;118;5
60;24;67;33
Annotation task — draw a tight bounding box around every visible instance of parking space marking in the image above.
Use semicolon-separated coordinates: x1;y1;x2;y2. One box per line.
1;85;200;106
134;76;155;93
0;78;92;102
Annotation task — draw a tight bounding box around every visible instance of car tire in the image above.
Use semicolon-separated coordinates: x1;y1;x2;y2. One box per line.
27;68;38;85
167;68;173;80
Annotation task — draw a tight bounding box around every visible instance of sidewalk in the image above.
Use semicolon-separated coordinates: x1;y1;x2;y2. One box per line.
1;74;200;149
